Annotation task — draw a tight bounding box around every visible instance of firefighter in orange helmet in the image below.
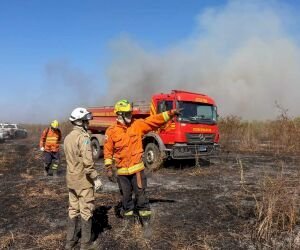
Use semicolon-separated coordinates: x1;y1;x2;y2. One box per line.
104;99;181;230
39;120;61;177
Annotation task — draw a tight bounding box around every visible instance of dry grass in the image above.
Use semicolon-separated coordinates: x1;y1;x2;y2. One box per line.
253;171;299;244
188;167;217;177
219;113;300;154
0;231;64;250
36;231;64;249
238;159;300;248
0;232;15;250
23;121;72;141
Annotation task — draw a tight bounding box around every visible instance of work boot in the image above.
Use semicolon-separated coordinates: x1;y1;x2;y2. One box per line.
141;216;152;238
65;216;80;250
52;169;58;178
140;216;150;227
121;214;135;233
43;167;49;176
139;212;152;239
80;218;94;250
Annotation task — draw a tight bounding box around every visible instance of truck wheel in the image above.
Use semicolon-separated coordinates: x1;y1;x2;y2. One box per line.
91;138;103;160
143;143;163;171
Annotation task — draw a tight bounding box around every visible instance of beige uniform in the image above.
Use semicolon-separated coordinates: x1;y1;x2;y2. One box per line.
64;126;98;221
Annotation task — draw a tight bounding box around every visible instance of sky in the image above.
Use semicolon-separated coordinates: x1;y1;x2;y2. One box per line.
1;0;300;123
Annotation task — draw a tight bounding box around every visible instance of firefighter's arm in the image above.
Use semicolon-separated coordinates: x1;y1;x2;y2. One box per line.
104;128;114;167
103;128;117;182
138;109;180;135
79;135;98;179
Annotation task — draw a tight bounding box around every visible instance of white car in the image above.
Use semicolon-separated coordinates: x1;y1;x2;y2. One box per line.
0;127;10;141
0;123;28;139
0;130;4;142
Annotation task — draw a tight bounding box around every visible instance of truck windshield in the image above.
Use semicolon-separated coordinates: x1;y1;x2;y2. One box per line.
177;101;217;124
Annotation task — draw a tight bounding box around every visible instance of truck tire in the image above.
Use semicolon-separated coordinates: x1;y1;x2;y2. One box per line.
91;138;103;160
143;143;163;172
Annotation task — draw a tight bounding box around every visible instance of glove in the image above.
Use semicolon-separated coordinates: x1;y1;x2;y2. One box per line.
40;147;45;151
106;167;117;183
93;176;103;192
170;108;184;116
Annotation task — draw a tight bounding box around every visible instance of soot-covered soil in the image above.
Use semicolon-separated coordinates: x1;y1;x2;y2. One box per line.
1;139;300;249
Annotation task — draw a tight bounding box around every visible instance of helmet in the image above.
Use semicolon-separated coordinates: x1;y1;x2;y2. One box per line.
69;107;92;122
114;99;132;114
51;120;59;129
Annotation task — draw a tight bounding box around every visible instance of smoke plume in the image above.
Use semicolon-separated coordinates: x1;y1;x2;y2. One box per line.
105;1;300;119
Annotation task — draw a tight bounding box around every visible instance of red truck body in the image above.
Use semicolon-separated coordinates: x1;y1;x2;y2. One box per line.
88;90;219;169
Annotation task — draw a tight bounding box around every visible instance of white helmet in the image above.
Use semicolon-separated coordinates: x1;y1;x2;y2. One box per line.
69;107;92;122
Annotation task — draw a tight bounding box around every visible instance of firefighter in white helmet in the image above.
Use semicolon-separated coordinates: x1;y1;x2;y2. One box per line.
64;107;102;250
39;120;61;177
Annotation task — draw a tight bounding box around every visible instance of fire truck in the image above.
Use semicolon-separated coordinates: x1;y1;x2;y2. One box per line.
88;90;219;170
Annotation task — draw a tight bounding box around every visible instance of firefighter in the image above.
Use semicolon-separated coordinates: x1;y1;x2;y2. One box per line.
104;99;181;229
64;107;102;250
39;120;61;177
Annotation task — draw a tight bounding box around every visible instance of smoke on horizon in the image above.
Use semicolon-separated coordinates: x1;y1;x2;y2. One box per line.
105;0;300;120
5;0;300;124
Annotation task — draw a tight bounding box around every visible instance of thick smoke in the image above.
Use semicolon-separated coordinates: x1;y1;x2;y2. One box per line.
33;61;102;123
105;1;300;119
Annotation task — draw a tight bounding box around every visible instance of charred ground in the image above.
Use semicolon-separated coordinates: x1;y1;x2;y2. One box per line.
1;136;300;249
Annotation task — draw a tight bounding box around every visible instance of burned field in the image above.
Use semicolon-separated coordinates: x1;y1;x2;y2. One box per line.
1;136;300;249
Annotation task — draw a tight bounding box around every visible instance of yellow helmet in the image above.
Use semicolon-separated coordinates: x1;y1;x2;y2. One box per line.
114;99;132;114
51;120;59;129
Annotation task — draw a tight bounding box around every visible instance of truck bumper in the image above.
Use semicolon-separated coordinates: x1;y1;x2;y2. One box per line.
168;143;220;159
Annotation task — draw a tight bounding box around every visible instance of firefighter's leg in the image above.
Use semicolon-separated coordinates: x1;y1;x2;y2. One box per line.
78;188;97;249
118;175;135;225
114;177;124;218
65;216;80;250
133;171;151;226
43;152;52;176
51;152;60;178
65;189;81;249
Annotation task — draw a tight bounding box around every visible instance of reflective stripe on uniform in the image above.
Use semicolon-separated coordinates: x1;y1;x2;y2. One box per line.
46;137;59;143
162;111;170;122
117;162;145;175
52;163;58;170
139;210;152;217
104;158;113;165
124;210;134;216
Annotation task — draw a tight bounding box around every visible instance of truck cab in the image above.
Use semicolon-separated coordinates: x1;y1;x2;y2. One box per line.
142;90;219;169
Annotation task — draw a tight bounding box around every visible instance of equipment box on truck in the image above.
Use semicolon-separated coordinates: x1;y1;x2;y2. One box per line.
88;90;219;170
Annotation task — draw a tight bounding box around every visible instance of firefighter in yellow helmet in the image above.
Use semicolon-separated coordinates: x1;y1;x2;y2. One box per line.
104;99;181;233
39;120;61;177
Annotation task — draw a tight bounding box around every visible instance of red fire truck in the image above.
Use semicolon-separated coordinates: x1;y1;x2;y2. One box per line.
88;90;219;170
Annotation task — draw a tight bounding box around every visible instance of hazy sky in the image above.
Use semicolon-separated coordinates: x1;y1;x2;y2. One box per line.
1;0;300;123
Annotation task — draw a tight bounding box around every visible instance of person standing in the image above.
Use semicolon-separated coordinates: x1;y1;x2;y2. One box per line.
39;120;61;177
104;99;181;228
64;107;102;250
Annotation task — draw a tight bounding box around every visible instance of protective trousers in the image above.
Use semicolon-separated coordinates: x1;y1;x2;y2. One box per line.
44;151;60;175
68;187;95;221
117;170;151;219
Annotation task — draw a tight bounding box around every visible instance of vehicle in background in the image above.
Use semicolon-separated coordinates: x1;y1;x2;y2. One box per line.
0;123;28;139
0;127;10;142
0;130;4;143
88;90;219;170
